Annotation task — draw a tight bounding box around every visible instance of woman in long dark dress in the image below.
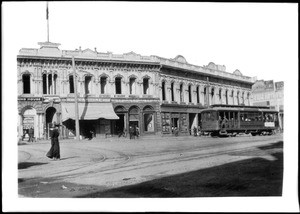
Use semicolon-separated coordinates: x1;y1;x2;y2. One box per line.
46;126;60;160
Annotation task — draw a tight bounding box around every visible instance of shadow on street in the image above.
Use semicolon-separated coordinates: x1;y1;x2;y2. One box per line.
77;141;283;198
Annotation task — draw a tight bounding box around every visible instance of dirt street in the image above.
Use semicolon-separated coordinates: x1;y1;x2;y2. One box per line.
18;134;283;197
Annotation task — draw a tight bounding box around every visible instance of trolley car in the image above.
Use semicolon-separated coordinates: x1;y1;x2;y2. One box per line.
200;104;279;137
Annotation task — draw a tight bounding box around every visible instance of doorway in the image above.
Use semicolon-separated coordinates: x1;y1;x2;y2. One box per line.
45;107;57;139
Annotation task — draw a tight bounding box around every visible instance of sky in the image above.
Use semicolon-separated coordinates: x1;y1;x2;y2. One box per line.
2;2;299;212
3;2;298;81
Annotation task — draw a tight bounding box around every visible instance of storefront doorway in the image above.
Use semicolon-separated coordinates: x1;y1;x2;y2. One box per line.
45;107;57;139
22;107;37;140
129;106;140;132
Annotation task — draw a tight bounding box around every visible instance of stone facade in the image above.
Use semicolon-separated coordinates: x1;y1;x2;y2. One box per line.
17;42;254;139
252;80;284;130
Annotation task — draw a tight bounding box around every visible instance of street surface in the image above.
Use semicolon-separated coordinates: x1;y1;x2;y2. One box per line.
18;133;283;197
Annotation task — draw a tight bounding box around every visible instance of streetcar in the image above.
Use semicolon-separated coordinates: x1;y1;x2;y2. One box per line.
199;104;279;137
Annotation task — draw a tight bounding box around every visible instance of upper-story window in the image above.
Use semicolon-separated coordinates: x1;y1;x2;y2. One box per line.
188;85;192;103
143;78;149;95
247;92;250;105
100;76;107;94
43;73;57;95
237;91;240;105
22;74;30;94
225;90;228;105
115;77;122;94
85;76;92;94
204;87;208;105
171;82;175;101
129;77;136;95
69;75;74;94
219;89;222;102
211;88;215;105
242;92;245;104
162;81;166;101
179;83;184;102
196;86;200;104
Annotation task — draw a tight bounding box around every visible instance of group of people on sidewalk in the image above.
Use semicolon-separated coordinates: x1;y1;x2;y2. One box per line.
21;127;35;142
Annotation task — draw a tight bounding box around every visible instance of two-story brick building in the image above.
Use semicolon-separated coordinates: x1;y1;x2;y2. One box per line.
17;42;255;140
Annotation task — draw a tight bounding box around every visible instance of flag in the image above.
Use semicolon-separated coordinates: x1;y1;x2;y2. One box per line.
46;2;49;20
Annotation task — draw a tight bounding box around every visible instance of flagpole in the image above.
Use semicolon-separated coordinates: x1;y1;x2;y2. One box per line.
46;1;49;42
72;56;80;140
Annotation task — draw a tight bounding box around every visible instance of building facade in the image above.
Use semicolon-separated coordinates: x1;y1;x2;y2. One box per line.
252;80;284;130
17;42;255;140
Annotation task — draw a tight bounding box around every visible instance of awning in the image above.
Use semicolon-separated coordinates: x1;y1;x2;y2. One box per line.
61;102;119;121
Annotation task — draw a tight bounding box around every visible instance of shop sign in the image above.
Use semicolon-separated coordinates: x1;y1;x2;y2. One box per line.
18;97;43;101
264;122;275;127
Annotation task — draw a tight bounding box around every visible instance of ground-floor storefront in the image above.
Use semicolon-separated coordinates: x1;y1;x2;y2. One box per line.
160;104;204;136
18;97;161;140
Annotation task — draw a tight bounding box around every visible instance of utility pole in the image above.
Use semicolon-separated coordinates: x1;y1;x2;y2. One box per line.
72;56;80;140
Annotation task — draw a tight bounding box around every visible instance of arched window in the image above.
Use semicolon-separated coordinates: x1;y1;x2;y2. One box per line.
171;82;175;101
43;74;47;94
143;78;149;95
129;77;136;95
53;74;57;94
69;75;74;93
85;76;92;94
48;74;52;94
211;88;215;105
188;85;192;103
180;83;184;102
22;74;31;94
196;86;200;104
100;76;107;94
247;92;250;105
162;81;166;101
204;87;208;106
242;92;245;105
115;77;122;94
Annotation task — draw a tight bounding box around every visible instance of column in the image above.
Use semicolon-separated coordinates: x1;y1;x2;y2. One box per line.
18;114;23;140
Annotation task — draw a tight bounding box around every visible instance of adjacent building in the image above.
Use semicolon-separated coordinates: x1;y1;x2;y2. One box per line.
251;80;284;130
18;42;255;140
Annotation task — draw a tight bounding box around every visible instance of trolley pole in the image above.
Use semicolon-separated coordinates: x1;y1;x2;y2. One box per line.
72;56;80;140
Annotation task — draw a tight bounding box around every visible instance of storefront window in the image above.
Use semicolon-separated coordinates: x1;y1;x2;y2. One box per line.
161;113;170;133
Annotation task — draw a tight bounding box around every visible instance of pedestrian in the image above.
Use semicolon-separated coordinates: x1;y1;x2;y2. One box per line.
46;123;61;161
174;127;178;137
28;127;34;142
135;126;140;139
129;126;134;139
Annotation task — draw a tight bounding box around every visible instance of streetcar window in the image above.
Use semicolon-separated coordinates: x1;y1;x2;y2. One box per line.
240;113;244;121
211;112;217;121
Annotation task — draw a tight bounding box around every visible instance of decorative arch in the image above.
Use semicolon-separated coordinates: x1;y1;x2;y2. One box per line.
174;55;187;64
129;105;140;114
128;74;138;81
113;73;124;80
142;75;151;81
42;103;60;113
143;105;154;112
114;105;127;112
